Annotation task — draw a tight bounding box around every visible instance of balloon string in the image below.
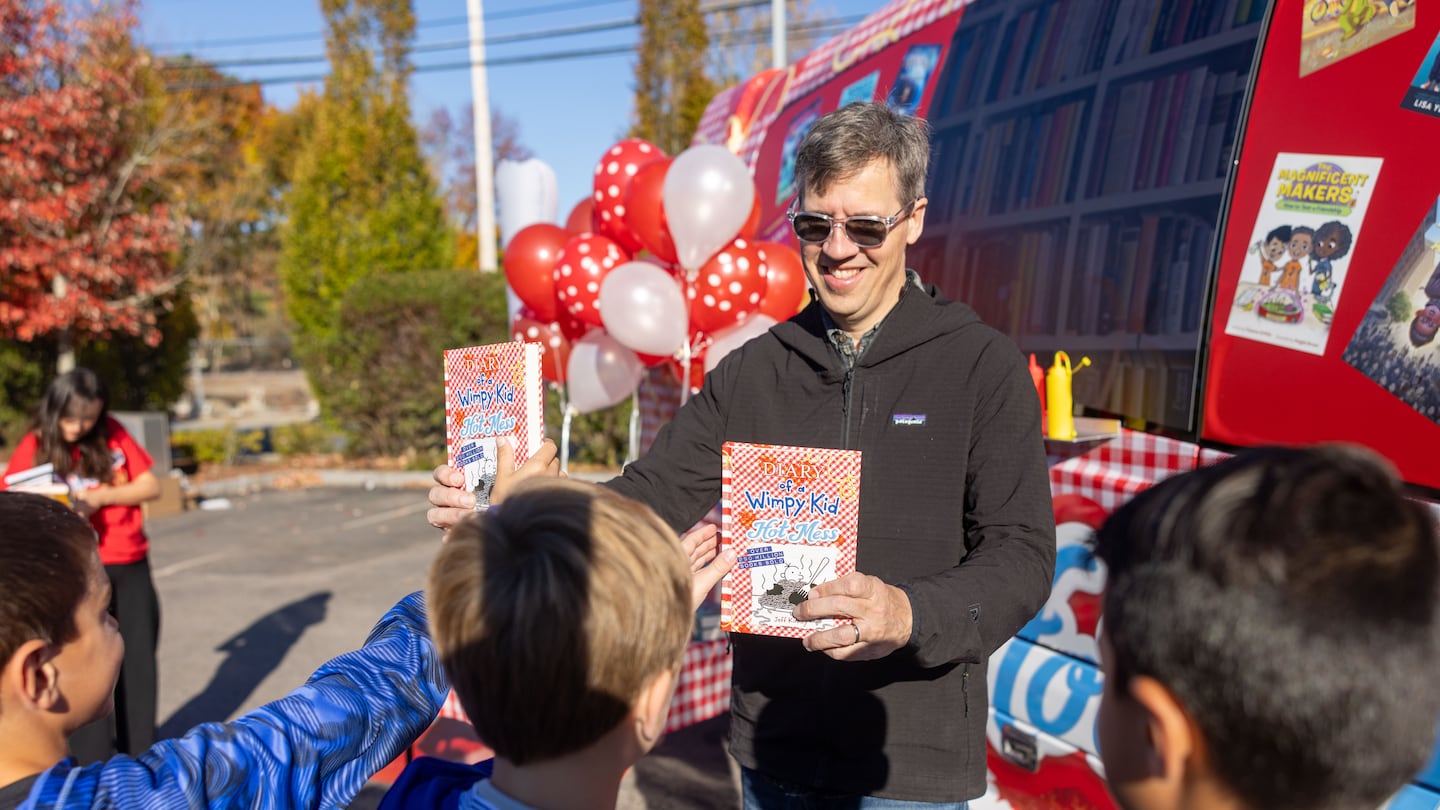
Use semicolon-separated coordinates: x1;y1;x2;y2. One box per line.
680;275;694;407
627;390;640;465
560;402;573;476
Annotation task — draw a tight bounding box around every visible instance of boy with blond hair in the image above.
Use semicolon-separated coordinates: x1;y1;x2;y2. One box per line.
1092;445;1440;810
381;478;732;809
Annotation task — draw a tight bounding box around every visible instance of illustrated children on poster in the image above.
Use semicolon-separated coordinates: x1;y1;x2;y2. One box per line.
1224;153;1382;356
1401;29;1440;120
1342;195;1440;428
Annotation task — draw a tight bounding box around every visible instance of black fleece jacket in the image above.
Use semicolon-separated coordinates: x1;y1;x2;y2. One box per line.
605;282;1056;802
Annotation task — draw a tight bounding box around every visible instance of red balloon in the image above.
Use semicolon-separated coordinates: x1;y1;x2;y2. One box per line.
553;233;629;328
668;355;707;395
687;237;769;334
503;224;568;323
512;309;571;384
624;158;677;264
565;198;596;235
756;241;809;321
557;307;590;342
634;350;672;368
592;139;665;254
738;195;761;240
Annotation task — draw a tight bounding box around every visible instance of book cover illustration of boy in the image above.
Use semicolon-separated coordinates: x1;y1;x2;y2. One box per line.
1224;153;1382;356
887;44;941;116
1300;0;1415;77
775;99;822;205
1401;28;1440;119
720;441;860;639
443;341;543;509
1341;194;1440;428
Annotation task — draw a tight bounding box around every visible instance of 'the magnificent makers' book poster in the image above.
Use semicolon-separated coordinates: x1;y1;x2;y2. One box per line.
443;341;544;507
720;441;861;639
1223;152;1383;356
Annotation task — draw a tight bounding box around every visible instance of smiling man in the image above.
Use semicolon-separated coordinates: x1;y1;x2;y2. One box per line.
427;101;1056;808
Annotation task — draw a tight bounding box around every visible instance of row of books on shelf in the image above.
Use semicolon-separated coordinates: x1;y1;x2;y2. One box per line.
1068;213;1217;338
951;97;1089;216
1110;0;1268;64
939;227;1061;338
941;0;1263;113
1087;65;1248;197
1072;350;1197;428
940;0;1121;113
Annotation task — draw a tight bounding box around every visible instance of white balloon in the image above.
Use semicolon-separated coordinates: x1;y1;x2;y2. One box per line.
704;314;777;373
566;330;645;414
663;144;756;275
599;262;688;357
495;158;558;247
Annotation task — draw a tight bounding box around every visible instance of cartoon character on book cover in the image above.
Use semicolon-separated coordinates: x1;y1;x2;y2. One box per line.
1225;153;1382;356
775;99;821;205
1401;28;1440;120
720;441;861;638
1300;0;1415;77
444;341;543;509
1341;194;1440;428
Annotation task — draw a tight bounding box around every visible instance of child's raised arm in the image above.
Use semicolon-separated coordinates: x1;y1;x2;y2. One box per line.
21;593;445;810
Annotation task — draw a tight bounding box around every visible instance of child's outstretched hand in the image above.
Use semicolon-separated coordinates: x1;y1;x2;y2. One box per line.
680;523;737;611
427;438;561;531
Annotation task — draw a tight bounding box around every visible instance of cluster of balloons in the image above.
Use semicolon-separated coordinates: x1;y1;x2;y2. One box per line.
505;139;809;412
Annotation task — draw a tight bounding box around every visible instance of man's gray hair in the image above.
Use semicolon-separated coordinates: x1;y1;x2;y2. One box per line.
793;101;931;206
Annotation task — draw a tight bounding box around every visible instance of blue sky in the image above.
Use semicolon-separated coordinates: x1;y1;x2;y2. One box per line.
137;0;869;225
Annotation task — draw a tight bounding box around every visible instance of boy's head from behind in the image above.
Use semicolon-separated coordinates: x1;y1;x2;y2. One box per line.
429;479;691;767
1093;445;1440;810
0;492;122;740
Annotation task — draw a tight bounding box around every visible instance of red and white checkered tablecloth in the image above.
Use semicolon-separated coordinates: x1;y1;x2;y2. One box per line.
663;638;732;734
1048;430;1205;511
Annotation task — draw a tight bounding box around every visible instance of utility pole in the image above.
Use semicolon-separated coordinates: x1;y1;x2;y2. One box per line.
771;0;786;68
467;0;498;272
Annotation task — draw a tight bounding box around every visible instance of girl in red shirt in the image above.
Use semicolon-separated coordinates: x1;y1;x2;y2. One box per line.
2;368;160;762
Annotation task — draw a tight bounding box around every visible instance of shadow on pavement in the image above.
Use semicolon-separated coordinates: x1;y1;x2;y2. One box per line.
158;591;332;739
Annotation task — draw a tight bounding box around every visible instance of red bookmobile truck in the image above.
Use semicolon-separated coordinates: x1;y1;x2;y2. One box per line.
691;0;1440;806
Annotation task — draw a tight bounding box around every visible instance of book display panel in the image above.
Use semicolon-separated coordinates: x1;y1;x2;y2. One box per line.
915;0;1266;433
1200;0;1440;492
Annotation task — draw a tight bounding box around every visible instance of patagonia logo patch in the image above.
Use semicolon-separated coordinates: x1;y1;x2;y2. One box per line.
892;413;926;426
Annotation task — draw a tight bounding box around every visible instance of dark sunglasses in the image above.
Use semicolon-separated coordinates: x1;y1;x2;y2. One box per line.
787;200;916;248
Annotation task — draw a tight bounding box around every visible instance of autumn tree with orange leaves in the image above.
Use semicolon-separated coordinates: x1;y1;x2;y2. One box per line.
0;0;181;365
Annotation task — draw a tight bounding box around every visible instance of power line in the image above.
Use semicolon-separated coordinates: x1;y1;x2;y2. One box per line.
150;0;767;55
149;0;632;53
160;16;643;71
161;15;863;93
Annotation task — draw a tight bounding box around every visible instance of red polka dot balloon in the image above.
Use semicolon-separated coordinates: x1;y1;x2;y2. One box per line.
553;233;629;328
686;237;770;334
511;308;571;384
592;139;665;255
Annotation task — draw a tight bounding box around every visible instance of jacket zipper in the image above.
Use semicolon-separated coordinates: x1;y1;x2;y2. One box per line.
962;664;970;717
841;365;855;449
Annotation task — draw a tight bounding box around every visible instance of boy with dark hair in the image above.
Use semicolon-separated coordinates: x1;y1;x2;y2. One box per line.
0;490;446;809
1092;445;1440;810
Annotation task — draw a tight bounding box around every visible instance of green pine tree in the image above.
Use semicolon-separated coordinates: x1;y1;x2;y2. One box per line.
279;0;454;351
632;0;717;155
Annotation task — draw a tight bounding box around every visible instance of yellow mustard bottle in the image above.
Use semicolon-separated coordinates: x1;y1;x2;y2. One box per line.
1045;351;1090;440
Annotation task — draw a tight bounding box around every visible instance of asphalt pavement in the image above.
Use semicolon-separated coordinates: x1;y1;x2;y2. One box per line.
147;482;742;809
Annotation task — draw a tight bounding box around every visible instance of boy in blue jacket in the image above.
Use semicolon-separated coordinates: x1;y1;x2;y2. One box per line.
0;489;446;810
